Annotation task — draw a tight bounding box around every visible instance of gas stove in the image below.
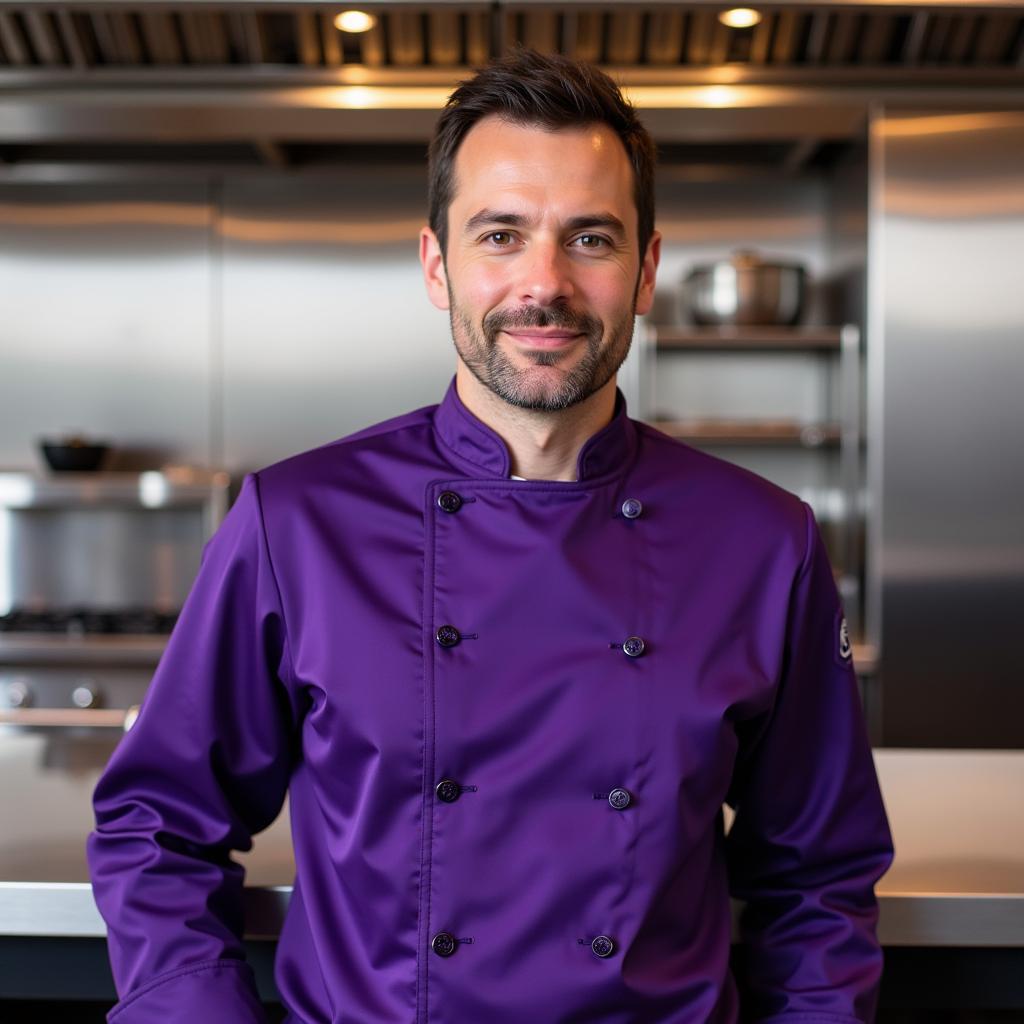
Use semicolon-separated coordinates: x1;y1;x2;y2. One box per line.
0;607;179;637
0;607;179;731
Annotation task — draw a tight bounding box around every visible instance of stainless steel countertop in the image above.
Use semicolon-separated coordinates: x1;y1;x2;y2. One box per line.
2;747;1022;948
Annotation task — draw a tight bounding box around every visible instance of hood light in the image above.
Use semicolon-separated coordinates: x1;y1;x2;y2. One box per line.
334;10;377;33
719;8;762;28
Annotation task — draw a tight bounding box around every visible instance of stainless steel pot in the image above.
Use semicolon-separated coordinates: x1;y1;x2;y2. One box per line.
681;250;807;326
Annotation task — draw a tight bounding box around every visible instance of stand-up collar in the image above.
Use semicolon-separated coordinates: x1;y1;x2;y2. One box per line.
432;376;638;482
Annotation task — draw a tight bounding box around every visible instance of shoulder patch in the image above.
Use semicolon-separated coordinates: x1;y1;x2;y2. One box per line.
838;615;853;662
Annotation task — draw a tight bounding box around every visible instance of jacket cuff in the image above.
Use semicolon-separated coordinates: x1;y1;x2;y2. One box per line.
108;959;267;1023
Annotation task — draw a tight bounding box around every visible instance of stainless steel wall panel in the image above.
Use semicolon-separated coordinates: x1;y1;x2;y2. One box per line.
0;183;214;472
219;171;456;473
869;109;1024;748
1;506;205;611
644;176;838;527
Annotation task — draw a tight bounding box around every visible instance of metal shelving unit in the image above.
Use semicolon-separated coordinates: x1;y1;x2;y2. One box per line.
638;321;866;648
647;419;842;447
652;326;844;352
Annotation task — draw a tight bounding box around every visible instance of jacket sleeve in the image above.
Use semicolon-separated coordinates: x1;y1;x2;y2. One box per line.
724;501;894;1023
87;472;298;1023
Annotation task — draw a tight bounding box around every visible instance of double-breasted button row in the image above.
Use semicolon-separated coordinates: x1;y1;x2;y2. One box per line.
438;779;630;809
439;624;646;659
434;485;630;967
441;489;643;522
435;929;613;959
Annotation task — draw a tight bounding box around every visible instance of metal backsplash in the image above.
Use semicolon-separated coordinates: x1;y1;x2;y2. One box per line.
1;505;204;611
1;163;840;475
0;181;216;471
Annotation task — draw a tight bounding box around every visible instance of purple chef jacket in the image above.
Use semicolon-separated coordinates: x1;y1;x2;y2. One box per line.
88;376;894;1024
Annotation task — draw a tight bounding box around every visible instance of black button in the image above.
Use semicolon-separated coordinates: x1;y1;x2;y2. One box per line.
431;931;457;957
435;778;461;803
437;490;463;514
436;625;461;648
622;636;645;658
621;498;643;519
608;788;632;810
591;935;615;958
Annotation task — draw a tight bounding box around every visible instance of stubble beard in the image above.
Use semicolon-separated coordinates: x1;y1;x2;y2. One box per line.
448;286;636;413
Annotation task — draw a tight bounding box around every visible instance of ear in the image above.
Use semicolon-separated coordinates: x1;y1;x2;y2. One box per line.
633;229;662;317
420;226;450;311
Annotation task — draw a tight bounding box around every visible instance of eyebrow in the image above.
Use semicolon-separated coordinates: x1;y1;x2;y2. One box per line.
463;209;628;238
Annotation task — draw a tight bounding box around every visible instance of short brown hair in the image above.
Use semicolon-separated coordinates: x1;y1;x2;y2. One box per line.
428;47;657;261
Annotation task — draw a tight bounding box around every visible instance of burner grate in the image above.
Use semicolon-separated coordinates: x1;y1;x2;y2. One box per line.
0;607;179;636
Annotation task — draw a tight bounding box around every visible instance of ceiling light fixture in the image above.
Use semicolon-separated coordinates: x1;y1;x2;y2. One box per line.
718;8;762;29
334;10;377;33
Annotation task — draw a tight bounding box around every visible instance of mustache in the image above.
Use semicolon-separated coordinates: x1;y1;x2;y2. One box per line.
483;305;602;337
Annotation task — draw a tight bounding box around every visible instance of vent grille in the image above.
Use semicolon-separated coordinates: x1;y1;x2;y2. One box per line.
1;5;1022;73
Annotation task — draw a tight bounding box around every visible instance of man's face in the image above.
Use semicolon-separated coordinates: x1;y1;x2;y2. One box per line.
420;115;660;412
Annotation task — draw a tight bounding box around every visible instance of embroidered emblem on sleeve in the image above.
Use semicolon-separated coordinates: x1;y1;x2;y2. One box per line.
838;616;852;661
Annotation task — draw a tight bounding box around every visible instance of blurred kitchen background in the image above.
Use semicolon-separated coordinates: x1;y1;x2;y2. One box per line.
2;3;1024;1019
4;1;1023;752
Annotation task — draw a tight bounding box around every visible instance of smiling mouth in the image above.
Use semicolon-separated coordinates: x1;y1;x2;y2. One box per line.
501;330;583;348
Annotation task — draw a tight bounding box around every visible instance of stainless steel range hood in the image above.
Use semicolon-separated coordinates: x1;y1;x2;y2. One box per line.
1;1;1023;167
1;0;1021;82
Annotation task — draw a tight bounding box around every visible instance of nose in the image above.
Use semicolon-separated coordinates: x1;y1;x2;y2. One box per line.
516;237;575;308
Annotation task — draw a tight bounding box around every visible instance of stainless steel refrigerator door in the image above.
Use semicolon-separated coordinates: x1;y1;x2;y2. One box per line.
868;109;1024;747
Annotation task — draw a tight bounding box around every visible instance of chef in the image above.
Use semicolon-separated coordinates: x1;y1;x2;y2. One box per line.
88;47;894;1023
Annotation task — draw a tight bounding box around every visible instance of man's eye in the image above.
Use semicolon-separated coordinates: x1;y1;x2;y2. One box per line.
575;234;608;249
486;232;514;246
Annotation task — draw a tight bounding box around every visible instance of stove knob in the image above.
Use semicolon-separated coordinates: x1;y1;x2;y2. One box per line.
123;704;141;732
72;683;100;709
6;680;31;708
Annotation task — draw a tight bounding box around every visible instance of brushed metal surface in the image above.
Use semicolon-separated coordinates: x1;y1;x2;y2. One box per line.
869;109;1024;748
219;171;456;471
642;173;863;577
0;0;1023;103
0;165;652;482
3;749;1022;946
0;707;128;728
0;635;166;666
0;182;215;472
5;881;1021;947
1;506;205;611
0;471;228;612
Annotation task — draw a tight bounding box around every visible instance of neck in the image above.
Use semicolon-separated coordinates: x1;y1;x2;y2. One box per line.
454;362;617;482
